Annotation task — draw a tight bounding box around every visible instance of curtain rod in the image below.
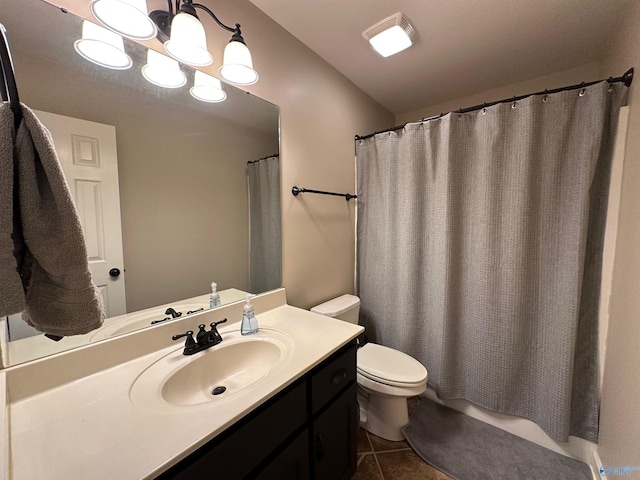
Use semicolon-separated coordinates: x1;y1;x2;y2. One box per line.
291;186;357;201
354;67;634;142
247;153;279;164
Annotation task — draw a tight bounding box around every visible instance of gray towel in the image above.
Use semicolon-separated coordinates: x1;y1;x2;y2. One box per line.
10;104;105;336
0;103;26;316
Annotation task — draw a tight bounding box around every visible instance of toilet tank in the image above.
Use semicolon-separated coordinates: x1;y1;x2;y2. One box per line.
310;294;360;324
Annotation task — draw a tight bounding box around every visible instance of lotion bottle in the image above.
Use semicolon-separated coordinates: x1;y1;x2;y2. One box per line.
209;282;221;308
241;295;258;335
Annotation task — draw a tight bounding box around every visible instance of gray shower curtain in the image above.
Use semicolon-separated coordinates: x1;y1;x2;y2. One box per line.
356;82;627;442
248;155;281;294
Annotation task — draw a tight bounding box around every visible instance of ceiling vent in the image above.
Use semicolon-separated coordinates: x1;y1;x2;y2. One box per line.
362;12;416;57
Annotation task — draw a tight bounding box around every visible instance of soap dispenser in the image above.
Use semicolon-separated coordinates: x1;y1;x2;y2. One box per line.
241;295;259;335
209;282;221;308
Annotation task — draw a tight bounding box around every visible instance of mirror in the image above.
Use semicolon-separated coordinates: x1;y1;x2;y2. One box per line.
1;0;281;366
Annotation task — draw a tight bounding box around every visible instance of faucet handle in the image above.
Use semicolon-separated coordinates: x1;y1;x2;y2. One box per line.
209;318;227;345
172;330;197;354
172;330;194;341
210;318;228;328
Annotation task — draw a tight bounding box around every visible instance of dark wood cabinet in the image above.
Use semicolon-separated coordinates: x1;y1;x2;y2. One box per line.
255;429;310;480
157;341;358;480
311;384;358;480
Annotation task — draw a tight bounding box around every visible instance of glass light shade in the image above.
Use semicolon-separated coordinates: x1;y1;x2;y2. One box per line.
142;50;187;88
164;12;213;67
90;0;157;40
368;25;412;57
219;40;258;85
74;21;132;70
190;71;227;103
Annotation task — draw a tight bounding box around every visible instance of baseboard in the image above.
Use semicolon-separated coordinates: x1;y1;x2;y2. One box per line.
591;451;603;479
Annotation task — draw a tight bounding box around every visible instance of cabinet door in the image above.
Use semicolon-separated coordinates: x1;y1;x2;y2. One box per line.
253;429;310;480
311;383;357;480
158;382;306;480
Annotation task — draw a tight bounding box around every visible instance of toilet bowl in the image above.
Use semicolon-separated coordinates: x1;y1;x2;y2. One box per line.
311;294;428;441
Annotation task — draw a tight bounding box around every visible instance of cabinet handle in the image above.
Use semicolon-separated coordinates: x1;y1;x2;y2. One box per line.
330;368;347;385
315;432;325;462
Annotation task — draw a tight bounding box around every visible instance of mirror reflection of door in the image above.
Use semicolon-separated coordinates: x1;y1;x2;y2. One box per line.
33;110;126;317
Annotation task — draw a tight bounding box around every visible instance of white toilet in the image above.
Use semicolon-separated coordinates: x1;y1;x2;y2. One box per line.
311;294;427;441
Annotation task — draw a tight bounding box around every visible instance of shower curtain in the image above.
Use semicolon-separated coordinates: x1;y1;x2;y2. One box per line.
356;82;627;442
247;155;281;294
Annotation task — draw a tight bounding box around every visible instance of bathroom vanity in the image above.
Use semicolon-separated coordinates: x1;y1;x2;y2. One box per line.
159;343;357;479
1;289;363;479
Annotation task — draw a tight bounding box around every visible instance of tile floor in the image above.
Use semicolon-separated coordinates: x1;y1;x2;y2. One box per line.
353;397;453;480
353;427;453;480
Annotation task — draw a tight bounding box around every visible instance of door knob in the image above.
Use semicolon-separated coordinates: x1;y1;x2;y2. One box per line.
109;268;121;278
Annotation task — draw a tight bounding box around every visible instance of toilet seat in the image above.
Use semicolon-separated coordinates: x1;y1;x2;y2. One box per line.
357;343;427;388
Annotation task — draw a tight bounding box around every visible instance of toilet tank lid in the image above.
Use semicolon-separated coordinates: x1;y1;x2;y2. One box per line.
311;294;360;318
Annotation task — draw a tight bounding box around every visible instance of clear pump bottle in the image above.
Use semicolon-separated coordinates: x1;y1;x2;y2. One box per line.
241;295;258;335
209;282;221;308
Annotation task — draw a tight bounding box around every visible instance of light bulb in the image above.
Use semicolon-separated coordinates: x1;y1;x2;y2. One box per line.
219;40;258;85
368;25;412;57
90;0;157;40
142;49;187;88
74;20;132;70
190;71;226;103
164;12;213;67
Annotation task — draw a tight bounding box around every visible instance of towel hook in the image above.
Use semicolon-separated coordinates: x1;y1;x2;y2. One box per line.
0;23;21;128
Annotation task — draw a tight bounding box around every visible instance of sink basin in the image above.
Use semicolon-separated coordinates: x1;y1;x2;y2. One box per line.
91;303;208;340
130;328;294;409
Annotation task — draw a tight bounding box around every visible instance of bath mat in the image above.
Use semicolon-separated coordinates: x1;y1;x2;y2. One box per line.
403;398;592;480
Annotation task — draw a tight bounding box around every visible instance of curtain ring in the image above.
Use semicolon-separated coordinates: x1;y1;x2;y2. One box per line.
579;88;586;96
511;102;517;109
543;95;548;102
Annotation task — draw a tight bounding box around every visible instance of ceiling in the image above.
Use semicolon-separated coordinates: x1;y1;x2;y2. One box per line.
248;0;631;115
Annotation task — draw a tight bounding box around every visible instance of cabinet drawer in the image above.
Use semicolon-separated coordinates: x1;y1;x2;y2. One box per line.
310;343;356;415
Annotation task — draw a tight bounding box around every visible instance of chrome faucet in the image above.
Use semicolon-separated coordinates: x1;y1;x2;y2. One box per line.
172;318;228;355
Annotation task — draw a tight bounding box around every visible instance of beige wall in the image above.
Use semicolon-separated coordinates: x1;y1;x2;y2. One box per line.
52;0;394;311
598;0;640;468
230;2;394;308
14;51;278;312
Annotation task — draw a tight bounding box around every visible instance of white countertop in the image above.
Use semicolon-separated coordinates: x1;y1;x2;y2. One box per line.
5;290;363;480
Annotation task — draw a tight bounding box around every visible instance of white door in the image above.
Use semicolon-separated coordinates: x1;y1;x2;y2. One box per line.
33;110;126;317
